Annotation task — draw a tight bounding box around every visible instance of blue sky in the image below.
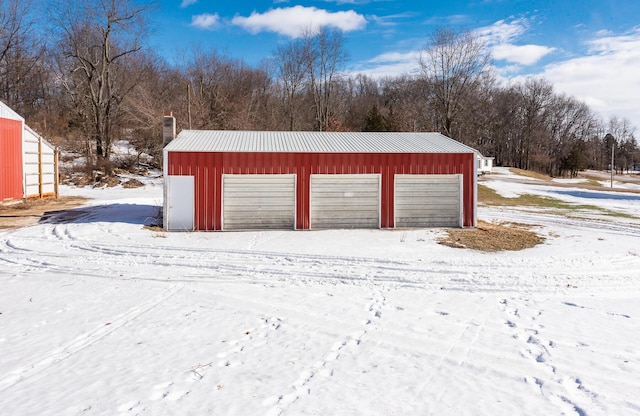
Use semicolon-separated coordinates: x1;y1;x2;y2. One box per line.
152;0;640;127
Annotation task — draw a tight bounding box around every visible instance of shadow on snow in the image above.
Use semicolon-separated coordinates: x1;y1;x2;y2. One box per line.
39;203;162;226
550;190;640;201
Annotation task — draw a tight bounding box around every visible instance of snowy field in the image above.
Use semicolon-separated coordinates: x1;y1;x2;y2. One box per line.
1;170;640;416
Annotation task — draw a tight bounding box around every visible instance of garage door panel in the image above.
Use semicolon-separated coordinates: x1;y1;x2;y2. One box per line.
311;174;380;229
395;174;462;228
311;199;378;207
223;194;293;202
312;208;380;216
224;218;292;228
223;174;295;230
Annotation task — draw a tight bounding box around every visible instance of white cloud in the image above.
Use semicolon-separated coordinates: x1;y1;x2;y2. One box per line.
180;0;197;7
539;28;640;124
231;6;366;38
475;18;555;66
368;50;421;64
422;14;470;26
191;13;220;30
492;44;556;65
586;29;640;55
351;50;421;78
475;18;527;45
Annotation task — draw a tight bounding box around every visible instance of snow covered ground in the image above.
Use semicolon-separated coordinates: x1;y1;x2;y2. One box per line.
1;171;640;416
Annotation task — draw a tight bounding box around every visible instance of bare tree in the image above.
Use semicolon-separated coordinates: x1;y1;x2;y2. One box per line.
274;40;307;130
185;48;273;131
607;116;637;173
419;28;492;140
547;95;595;176
51;0;155;171
0;0;47;114
301;26;348;131
515;78;554;170
380;75;431;132
0;0;28;63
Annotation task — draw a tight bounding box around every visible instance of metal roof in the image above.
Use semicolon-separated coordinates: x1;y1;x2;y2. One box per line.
164;130;477;154
0;100;24;122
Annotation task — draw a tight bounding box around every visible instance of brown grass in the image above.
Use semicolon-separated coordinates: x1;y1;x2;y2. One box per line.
478;184;638;219
0;196;88;229
508;167;552;181
438;220;545;252
122;178;144;188
579;179;603;187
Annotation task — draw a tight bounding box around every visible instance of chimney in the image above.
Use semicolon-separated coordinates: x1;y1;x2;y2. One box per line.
163;111;176;146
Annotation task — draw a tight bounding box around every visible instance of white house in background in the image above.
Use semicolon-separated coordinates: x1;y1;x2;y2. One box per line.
477;153;494;175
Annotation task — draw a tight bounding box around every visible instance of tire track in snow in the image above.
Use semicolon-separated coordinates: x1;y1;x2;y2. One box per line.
482;207;640;237
3;215;640;295
3;235;639;295
0;284;184;393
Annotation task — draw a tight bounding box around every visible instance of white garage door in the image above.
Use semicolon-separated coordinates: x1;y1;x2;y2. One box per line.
223;174;296;230
395;174;462;228
310;174;380;229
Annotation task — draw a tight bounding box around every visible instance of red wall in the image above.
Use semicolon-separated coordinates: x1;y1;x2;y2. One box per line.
167;151;476;230
0;117;23;200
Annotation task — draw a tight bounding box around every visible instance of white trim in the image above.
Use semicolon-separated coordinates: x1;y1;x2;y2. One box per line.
162;149;169;230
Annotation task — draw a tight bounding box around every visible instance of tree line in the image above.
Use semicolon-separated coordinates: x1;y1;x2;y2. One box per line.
1;0;638;176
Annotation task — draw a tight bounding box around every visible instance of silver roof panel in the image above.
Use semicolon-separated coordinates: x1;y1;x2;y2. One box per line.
164;130;476;154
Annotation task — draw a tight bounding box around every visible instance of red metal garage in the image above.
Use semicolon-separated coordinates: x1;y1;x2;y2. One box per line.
0;101;24;201
163;130;478;231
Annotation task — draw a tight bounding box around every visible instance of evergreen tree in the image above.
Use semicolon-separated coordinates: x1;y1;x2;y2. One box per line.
363;104;387;131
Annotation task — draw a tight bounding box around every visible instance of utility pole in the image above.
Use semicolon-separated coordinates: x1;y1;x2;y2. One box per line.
611;140;614;188
605;133;615;189
187;84;192;130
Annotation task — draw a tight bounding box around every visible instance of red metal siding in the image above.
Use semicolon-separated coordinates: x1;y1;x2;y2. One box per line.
167;151;476;230
0;117;23;200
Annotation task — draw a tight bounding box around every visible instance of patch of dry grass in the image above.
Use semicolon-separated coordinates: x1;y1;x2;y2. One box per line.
508;167;552;181
0;196;88;229
579;179;603;187
143;224;166;234
438;220;545;252
480;184;597;209
123;178;144;188
478;185;637;219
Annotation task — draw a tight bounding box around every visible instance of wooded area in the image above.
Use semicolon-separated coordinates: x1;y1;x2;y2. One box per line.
1;0;638;176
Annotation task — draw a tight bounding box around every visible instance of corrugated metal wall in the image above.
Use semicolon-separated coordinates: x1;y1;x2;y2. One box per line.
0;117;24;200
166;151;476;231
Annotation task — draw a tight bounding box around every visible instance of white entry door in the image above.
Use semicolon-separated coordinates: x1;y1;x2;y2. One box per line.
165;175;194;231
